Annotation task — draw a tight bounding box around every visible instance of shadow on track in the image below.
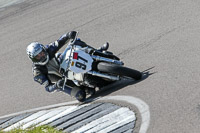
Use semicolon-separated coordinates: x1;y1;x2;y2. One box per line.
85;67;156;102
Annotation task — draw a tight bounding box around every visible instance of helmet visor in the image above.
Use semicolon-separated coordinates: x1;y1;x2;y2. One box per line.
34;50;48;63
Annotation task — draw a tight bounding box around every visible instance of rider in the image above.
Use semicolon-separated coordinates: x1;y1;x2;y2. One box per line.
26;31;109;102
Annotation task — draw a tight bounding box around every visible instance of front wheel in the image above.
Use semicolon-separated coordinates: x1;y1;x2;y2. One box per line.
97;62;142;80
70;87;86;102
75;90;86;102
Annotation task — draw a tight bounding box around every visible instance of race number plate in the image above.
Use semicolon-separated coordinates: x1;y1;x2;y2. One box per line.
69;50;93;73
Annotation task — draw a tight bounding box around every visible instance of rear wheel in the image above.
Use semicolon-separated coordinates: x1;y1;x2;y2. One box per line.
97;62;142;80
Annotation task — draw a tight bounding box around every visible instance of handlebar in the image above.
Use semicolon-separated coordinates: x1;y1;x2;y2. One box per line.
69;31;79;45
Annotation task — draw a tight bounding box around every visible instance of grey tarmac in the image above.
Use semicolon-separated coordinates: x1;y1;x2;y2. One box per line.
0;0;200;132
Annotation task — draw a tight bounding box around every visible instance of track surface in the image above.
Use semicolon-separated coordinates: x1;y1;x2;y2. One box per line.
0;0;200;132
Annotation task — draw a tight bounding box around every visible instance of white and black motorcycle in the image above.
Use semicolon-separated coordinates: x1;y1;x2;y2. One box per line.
59;32;142;102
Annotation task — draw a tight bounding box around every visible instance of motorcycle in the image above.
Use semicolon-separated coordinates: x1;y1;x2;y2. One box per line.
59;32;142;102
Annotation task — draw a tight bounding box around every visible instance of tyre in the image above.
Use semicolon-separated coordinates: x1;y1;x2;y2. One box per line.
85;87;96;96
97;62;142;80
75;90;86;102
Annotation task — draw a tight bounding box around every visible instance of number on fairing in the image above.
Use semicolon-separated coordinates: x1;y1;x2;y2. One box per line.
75;62;86;70
70;50;93;73
73;53;87;70
77;56;88;63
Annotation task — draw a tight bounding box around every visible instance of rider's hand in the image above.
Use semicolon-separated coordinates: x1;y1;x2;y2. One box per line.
56;79;65;89
68;31;77;39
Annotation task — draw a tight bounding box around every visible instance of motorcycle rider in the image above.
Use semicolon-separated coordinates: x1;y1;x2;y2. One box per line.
26;31;109;102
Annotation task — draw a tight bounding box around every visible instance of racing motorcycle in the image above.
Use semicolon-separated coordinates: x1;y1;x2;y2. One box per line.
59;32;142;102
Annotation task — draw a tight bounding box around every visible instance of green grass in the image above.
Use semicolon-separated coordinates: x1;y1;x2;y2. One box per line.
0;125;63;133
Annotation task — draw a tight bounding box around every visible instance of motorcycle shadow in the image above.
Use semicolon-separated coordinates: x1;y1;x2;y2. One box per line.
85;67;156;102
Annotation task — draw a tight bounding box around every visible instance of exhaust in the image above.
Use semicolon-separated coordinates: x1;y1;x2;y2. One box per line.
91;55;124;65
87;71;120;81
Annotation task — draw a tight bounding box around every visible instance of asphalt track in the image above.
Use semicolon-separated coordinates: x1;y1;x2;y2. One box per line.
0;0;200;132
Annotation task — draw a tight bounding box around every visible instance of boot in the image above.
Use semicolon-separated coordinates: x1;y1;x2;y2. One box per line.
97;42;109;52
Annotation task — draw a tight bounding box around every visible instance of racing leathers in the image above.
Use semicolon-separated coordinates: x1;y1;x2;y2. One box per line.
32;32;89;94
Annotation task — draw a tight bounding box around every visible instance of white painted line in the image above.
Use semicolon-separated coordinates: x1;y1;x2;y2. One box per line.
98;114;136;133
86;108;135;133
72;108;134;133
1;95;150;133
21;106;69;129
99;96;150;133
3;110;49;131
37;104;89;126
0;100;79;120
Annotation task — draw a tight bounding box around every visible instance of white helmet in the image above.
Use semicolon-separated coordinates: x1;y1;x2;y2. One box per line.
26;42;49;65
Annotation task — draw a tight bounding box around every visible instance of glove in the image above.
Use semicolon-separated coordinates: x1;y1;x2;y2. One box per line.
68;31;77;40
56;79;65;89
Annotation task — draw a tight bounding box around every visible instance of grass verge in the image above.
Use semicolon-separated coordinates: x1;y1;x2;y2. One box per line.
0;125;63;133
